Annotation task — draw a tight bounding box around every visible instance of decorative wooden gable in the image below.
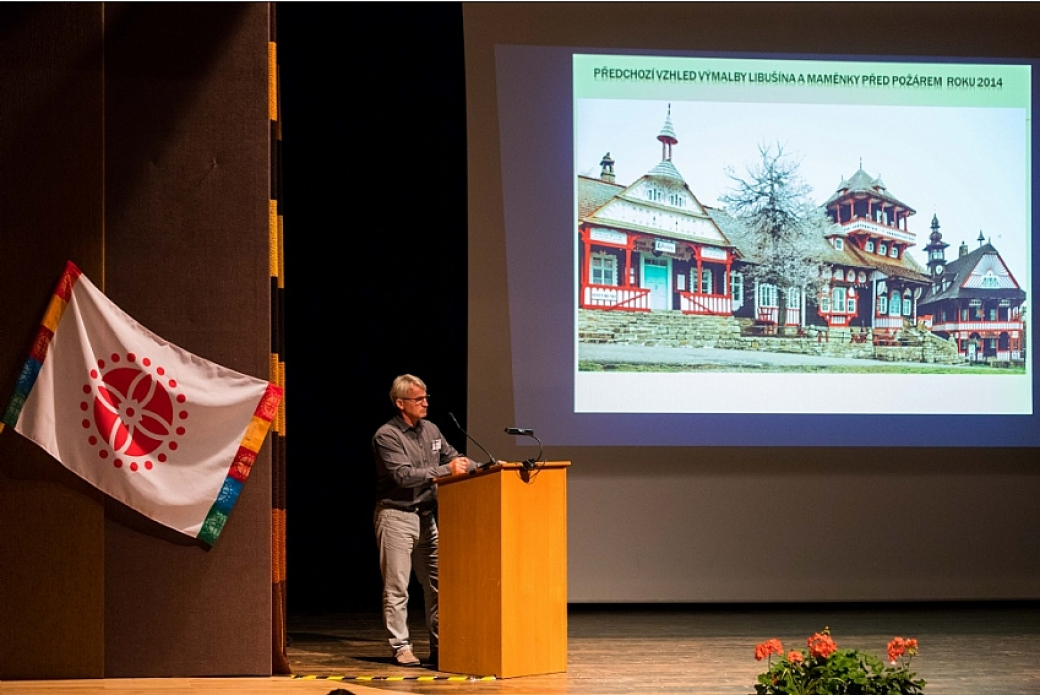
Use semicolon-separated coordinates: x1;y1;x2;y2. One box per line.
589;176;728;244
962;253;1020;290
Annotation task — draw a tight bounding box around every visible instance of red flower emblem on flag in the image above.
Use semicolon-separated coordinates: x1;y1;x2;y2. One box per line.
80;353;188;472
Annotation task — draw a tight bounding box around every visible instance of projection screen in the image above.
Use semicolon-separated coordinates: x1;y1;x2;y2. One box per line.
464;3;1040;603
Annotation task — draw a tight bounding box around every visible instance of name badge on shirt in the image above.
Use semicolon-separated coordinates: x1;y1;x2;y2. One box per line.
432;439;442;453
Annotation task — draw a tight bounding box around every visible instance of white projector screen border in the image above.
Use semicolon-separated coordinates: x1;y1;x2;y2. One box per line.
493;43;1037;447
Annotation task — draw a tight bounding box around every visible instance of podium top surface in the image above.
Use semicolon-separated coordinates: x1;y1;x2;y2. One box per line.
435;460;570;486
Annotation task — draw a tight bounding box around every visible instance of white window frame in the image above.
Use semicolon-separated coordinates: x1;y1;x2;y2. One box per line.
730;271;744;303
590;251;618;286
889;290;901;316
698;267;714;294
832;287;846;313
758;283;778;308
786;287;800;308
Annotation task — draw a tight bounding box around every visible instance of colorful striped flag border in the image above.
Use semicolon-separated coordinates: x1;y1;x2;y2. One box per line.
2;260;284;546
2;260;81;430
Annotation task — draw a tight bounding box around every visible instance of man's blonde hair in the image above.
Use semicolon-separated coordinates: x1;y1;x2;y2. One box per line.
389;374;426;405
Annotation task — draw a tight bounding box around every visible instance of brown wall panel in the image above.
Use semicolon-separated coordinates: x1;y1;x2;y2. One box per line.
101;3;273;677
0;3;106;679
1;2;273;678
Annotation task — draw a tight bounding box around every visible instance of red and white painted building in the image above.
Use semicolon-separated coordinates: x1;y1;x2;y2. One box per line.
578;109;738;316
918;226;1026;362
578;110;1026;359
817;167;932;337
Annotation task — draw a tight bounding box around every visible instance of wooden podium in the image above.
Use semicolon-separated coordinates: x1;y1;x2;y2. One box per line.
436;461;569;678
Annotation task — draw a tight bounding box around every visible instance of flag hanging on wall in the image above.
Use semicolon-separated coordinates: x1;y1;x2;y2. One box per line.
2;261;283;545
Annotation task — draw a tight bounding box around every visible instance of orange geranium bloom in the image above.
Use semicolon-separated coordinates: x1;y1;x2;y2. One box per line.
807;632;838;658
754;638;784;661
887;636;919;663
787;650;804;663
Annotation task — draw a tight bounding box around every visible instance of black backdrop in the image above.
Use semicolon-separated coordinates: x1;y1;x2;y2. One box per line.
278;3;468;613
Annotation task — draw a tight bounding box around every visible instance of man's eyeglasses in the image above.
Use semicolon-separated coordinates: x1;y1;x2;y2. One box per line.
400;395;430;403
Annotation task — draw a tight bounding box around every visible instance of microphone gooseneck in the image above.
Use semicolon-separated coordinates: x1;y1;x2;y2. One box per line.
448;412;498;469
504;426;544;470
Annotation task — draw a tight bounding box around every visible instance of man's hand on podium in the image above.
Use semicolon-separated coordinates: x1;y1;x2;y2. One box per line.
449;457;470;476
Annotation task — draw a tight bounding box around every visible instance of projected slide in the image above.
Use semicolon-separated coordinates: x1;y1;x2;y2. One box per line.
573;54;1031;415
493;44;1040;445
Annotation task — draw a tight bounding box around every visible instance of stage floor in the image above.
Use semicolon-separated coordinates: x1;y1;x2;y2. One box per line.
283;602;1040;694
2;603;1038;694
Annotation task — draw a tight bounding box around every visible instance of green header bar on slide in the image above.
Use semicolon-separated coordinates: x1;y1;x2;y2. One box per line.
574;54;1030;110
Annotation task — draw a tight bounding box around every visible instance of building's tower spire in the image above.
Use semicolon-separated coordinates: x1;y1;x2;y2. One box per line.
924;213;949;280
657;104;678;162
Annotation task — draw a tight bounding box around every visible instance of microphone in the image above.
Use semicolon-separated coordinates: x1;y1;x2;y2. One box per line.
504;426;543;470
448;412;498;469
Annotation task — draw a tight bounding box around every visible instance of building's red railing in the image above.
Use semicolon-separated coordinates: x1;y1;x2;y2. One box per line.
581;284;652;311
679;292;731;315
756;306;801;326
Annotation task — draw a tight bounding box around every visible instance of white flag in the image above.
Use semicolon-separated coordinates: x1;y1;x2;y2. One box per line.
3;261;282;544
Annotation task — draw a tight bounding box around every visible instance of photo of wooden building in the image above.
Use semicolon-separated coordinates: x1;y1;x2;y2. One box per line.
576;108;1028;365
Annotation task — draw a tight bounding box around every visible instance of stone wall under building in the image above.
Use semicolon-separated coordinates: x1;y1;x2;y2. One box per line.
578;309;966;364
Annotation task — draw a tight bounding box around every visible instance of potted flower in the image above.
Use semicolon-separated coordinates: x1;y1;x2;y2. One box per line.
753;627;925;694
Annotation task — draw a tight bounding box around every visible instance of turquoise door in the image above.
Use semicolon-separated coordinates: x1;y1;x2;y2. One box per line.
642;257;669;310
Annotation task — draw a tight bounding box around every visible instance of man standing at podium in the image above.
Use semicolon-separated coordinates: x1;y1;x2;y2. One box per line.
373;374;475;668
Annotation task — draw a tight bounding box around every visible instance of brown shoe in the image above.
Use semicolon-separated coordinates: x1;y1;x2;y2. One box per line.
394;646;420;667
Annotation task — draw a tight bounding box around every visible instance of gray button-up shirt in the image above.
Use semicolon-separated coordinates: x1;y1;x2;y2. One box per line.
373;415;469;509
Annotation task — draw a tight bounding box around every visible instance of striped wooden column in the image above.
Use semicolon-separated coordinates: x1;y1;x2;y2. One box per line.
268;4;290;676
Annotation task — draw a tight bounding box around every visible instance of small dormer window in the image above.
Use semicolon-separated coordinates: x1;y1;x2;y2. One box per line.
890;246;899;259
982;271;999;288
833;238;844;250
879;243;888;256
865;240;875;253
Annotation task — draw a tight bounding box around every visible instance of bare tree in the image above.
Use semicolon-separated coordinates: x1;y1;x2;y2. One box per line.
721;144;831;330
